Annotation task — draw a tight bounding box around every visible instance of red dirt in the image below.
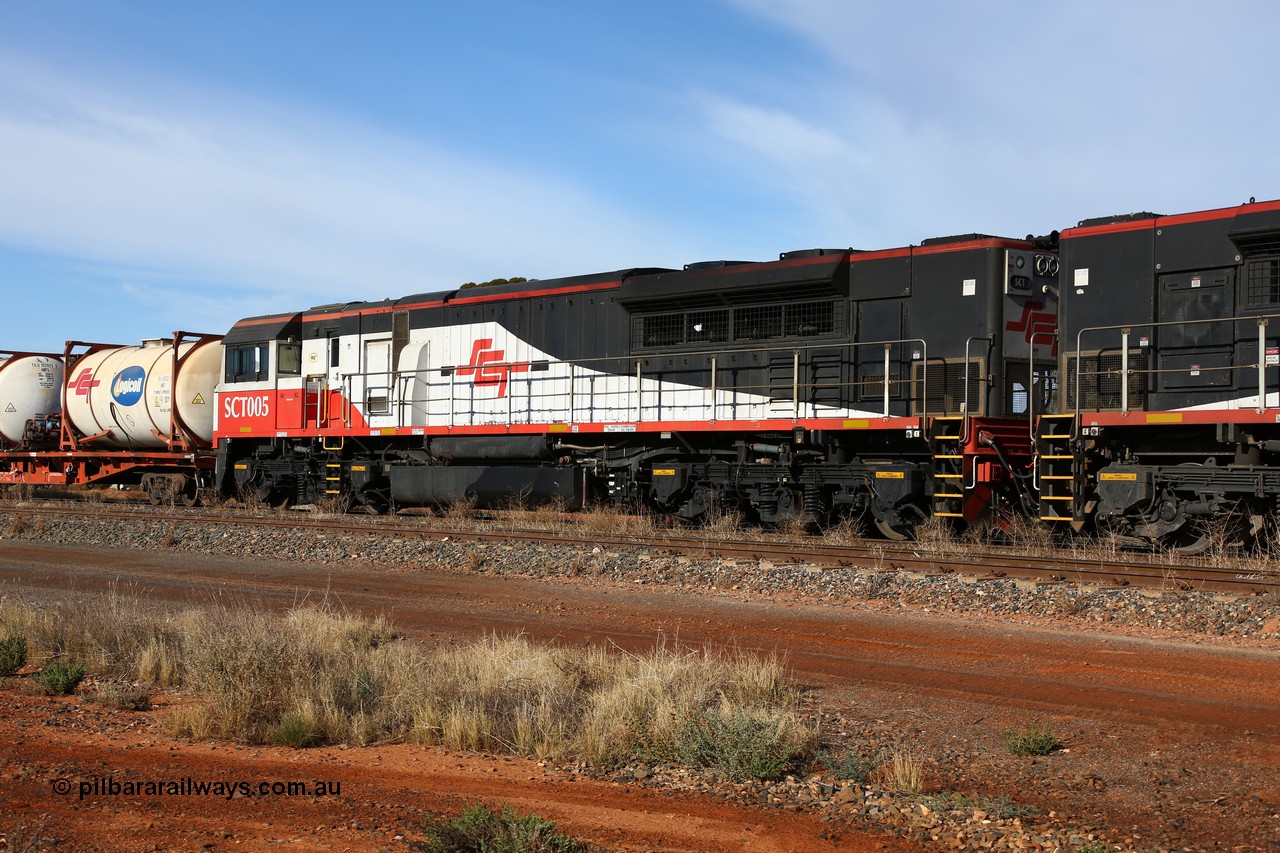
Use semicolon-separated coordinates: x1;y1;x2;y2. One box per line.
1;539;1278;850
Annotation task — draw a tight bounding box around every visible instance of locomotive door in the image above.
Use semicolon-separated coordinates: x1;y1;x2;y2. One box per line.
304;374;324;428
324;333;345;429
363;340;391;423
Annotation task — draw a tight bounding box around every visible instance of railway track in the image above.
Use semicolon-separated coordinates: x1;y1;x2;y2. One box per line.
5;500;1277;595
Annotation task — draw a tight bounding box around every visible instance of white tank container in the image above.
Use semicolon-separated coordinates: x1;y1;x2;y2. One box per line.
0;356;64;445
63;339;222;449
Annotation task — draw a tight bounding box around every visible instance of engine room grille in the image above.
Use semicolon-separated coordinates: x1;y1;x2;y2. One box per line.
1065;350;1147;410
633;300;840;349
1245;256;1280;307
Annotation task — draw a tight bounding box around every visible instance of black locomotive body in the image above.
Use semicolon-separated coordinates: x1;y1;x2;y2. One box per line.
215;234;1058;536
1046;198;1280;550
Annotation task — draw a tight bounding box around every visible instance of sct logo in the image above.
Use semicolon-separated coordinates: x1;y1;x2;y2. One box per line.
110;366;146;406
456;339;529;398
1005;301;1057;355
69;369;101;397
223;394;271;419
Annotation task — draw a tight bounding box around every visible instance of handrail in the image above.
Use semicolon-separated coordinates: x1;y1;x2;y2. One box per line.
1028;330;1057;444
1072;313;1280;424
378;336;932;429
961;334;991;441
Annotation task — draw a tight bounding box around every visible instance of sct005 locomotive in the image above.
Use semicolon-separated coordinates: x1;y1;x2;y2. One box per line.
213;233;1057;537
4;196;1280;551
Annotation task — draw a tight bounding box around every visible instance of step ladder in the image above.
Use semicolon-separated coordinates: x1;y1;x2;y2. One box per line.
1037;414;1076;522
324;462;343;496
930;416;965;519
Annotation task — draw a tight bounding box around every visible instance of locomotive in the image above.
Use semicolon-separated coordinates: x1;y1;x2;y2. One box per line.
1048;197;1280;551
2;197;1277;551
213;233;1057;536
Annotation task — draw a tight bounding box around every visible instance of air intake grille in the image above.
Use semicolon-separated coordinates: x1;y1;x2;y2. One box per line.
1065;351;1146;410
1246;256;1280;307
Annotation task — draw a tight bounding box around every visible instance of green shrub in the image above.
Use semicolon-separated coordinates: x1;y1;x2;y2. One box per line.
33;661;86;695
815;746;875;782
1005;717;1059;756
0;635;27;676
272;713;322;748
675;707;811;781
422;801;588;853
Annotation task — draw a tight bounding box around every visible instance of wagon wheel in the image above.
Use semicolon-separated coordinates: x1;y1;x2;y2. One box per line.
179;476;199;508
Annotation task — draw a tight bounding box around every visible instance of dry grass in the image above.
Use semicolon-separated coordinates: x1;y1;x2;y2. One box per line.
0;586;180;675
877;748;924;794
701;500;745;540
0;484;36;505
443;496;478;524
90;680;153;711
911;516;957;557
0;595;814;775
409;634;812;770
3;513;28;538
821;516;865;546
577;504;658;537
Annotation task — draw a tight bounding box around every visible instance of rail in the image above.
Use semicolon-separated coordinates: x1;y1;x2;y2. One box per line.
6;502;1276;595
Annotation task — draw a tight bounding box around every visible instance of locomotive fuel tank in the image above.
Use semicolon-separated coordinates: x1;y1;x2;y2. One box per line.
0;356;64;445
63;339;222;449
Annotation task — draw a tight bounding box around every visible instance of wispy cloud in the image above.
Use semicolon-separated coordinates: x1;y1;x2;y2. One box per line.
0;52;698;318
704;0;1280;244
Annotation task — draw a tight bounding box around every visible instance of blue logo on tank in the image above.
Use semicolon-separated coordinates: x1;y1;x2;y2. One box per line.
110;366;146;406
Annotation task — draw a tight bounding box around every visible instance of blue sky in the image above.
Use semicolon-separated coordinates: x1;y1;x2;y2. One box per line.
2;1;1279;351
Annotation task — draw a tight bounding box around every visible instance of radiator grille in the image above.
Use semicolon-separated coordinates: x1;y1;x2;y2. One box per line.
911;360;983;415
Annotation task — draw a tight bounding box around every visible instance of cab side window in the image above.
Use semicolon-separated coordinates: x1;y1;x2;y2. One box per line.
226;343;269;382
277;343;302;377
